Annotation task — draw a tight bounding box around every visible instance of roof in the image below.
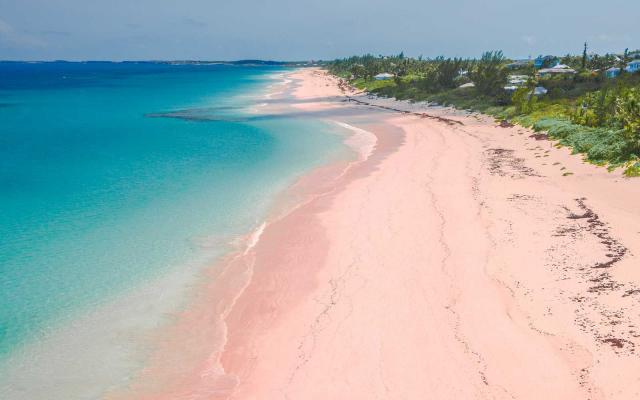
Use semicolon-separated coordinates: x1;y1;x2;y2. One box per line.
374;73;395;80
458;82;475;88
538;66;576;74
534;86;548;95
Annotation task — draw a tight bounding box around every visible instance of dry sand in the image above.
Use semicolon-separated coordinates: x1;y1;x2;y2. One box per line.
116;68;640;399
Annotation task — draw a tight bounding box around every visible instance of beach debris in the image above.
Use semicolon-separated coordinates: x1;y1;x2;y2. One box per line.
484;148;541;178
529;133;549;140
551;197;637;355
346;96;464;126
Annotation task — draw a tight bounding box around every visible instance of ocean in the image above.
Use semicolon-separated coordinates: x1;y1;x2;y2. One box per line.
0;62;347;397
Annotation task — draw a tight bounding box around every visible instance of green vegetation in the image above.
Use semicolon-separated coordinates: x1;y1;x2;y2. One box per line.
469;51;508;97
530;118;630;165
626;162;640;177
326;49;640;175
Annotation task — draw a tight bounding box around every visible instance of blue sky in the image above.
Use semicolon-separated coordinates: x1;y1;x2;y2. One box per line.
0;0;638;61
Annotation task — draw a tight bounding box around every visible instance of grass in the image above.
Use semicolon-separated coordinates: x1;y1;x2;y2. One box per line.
510;103;573;126
352;78;395;91
372;83;503;113
624;161;640;177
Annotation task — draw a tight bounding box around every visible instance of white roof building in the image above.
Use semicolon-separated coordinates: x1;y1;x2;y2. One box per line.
538;64;577;75
374;73;395;80
534;86;548;95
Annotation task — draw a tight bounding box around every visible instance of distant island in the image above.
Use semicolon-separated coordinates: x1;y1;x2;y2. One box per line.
0;59;320;67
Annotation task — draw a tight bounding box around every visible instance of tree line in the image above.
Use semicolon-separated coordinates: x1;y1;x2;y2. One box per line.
327;51;508;97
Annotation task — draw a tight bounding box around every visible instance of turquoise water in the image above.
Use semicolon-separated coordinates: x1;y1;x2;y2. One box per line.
0;62;345;359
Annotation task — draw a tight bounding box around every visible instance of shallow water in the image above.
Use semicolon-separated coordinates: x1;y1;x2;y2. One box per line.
0;62;348;396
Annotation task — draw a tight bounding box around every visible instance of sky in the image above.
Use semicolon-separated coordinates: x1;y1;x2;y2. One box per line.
0;0;638;61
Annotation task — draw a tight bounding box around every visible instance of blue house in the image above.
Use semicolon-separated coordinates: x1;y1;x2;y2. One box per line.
606;67;621;78
626;60;640;73
534;55;560;69
534;56;544;68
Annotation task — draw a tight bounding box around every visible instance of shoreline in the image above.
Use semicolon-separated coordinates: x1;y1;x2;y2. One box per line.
0;67;358;400
118;68;640;399
105;69;396;399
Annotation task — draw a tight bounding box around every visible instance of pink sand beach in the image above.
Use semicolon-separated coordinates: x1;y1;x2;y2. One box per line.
111;68;640;399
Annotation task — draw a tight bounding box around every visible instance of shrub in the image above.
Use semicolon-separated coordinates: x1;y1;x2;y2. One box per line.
625;161;640;177
434;57;469;89
615;88;640;153
469;51;508;97
532;118;632;164
512;87;537;114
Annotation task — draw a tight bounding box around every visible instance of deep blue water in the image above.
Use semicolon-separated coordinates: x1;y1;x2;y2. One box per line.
0;62;345;358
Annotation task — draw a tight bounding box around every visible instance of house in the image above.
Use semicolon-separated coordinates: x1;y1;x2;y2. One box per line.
626;60;640;73
606;67;621;78
534;86;548;96
504;75;528;92
534;55;559;69
374;73;394;80
538;64;577;76
508;75;529;85
534;57;544;69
